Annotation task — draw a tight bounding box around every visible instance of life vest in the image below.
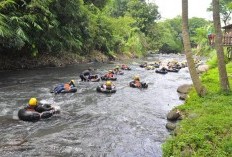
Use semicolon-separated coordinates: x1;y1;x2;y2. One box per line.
134;80;141;87
26;106;36;112
64;83;71;91
106;73;114;78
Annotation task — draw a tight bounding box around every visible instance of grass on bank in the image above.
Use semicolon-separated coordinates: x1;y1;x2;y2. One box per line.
162;62;232;157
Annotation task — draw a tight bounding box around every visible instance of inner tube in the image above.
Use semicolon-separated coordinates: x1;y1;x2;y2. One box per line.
52;86;77;94
114;71;124;75
18;105;60;122
145;66;154;70
18;106;60;122
96;86;117;93
129;81;148;88
154;64;160;68
18;109;41;122
59;87;77;93
121;67;131;70
167;68;179;72
155;69;168;74
140;64;147;68
101;76;117;81
173;65;182;69
89;75;100;82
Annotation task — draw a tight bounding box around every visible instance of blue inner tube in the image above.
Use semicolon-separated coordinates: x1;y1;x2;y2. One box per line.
60;87;77;93
101;76;117;81
129;81;148;88
96;86;117;93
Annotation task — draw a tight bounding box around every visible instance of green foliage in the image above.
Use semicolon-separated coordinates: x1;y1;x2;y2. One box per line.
0;0;161;58
0;0;217;58
123;31;146;57
191;25;213;56
83;0;110;9
153;16;211;54
126;0;160;34
108;0;130;17
162;62;232;156
154;20;183;54
207;48;230;69
207;0;232;25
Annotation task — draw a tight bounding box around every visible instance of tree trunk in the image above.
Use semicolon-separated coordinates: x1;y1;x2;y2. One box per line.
182;0;206;96
213;0;230;92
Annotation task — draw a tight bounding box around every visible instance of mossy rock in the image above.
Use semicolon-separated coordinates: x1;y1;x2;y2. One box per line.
166;122;176;130
167;110;181;121
177;84;193;94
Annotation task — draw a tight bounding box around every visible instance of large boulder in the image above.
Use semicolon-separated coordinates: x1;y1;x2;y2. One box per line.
167;110;181;121
179;94;188;100
166;122;176;130
197;64;209;73
177;84;192;94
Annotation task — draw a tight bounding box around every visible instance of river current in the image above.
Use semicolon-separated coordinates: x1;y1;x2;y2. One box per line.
0;54;192;157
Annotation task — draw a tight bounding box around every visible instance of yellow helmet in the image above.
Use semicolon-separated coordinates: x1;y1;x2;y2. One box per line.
116;66;120;69
69;80;75;85
134;75;140;81
70;80;75;84
109;70;113;73
28;98;37;107
106;81;112;86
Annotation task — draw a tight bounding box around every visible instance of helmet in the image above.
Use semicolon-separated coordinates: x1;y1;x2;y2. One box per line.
29;98;37;107
109;70;113;73
106;81;112;86
134;75;140;81
70;80;75;85
115;66;120;69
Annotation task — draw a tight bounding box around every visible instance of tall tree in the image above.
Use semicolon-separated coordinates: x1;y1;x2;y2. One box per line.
207;0;232;26
182;0;207;96
213;0;230;92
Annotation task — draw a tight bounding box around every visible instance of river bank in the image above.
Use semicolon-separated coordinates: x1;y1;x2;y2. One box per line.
162;62;232;157
0;51;136;71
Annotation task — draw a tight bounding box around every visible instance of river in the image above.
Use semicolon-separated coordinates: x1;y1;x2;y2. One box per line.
0;54;192;157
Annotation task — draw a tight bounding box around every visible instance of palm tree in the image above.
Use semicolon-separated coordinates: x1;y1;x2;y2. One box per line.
213;0;230;92
182;0;206;96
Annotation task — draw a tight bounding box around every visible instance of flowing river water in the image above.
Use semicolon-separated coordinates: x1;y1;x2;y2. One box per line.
0;54;192;157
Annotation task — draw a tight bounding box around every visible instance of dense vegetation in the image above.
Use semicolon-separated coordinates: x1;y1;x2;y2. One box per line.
0;0;159;58
0;0;211;62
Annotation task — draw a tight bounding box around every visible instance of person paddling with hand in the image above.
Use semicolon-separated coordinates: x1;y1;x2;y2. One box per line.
53;80;76;94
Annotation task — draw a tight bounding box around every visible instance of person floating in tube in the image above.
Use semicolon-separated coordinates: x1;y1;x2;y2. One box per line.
18;98;59;122
53;80;76;94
